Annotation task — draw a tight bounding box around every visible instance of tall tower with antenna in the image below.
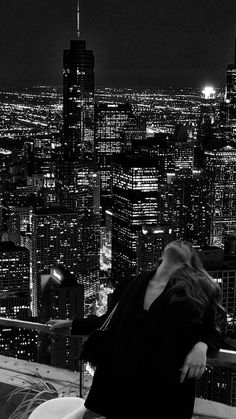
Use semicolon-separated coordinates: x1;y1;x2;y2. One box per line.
63;0;95;161
77;0;80;39
61;1;100;315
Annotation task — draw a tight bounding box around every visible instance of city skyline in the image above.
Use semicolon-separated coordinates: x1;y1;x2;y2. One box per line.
0;1;236;416
0;0;235;88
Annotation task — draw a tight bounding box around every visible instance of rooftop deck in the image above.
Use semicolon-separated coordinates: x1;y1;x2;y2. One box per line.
0;317;235;418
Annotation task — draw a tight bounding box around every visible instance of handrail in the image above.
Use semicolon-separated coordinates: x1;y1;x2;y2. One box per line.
0;317;235;366
0;317;53;334
0;317;82;337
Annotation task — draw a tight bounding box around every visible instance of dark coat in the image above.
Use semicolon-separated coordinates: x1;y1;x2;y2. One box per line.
71;268;221;419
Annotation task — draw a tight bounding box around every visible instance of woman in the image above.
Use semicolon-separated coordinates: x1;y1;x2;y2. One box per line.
48;240;224;419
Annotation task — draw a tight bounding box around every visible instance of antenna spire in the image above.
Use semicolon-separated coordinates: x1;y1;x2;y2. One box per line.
77;0;80;39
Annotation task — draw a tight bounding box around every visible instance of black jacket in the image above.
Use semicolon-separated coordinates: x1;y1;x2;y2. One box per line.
71;268;221;419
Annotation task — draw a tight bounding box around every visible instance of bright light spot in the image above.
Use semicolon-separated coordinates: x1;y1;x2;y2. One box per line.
202;86;216;100
51;269;62;283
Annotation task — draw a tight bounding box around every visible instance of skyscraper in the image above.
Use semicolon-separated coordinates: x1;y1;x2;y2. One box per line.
59;1;100;314
0;238;36;361
205;145;236;247
112;152;161;282
30;208;81;317
95;103;146;198
221;38;236;142
63;1;95;161
31;208;99;317
225;39;236;105
39;266;84;371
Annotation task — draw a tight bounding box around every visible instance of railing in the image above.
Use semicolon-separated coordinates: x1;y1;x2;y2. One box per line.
0;318;68;335
0;317;235;418
0;316;235;364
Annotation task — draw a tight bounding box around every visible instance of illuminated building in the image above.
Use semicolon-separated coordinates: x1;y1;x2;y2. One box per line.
220;38;236;142
63;2;95;161
7;206;33;247
196;243;236;407
58;161;100;314
173;140;193;179
58;2;100;313
59;160;100;214
200;86;218;126
100;209;112;273
112;153;161;281
0;239;37;361
31;208;99;317
137;225;175;274
195;85;221;164
205;145;236;247
202;86;216;100
225;39;236;105
39;266;84;371
197;243;236;336
95;103;146;197
162;174;211;245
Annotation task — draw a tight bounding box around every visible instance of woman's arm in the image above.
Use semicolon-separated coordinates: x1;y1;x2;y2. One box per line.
166;286;221;382
68;276;135;336
180;313;221;384
178;304;221;382
47;277;133;335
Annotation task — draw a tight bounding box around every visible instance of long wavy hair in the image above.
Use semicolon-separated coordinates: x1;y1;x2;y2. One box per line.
160;240;226;322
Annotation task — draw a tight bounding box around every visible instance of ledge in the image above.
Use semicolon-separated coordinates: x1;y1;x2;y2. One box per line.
0;354;81;396
0;356;234;418
194;398;236;419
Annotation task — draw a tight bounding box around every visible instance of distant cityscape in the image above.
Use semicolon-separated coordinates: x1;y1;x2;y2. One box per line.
0;2;236;409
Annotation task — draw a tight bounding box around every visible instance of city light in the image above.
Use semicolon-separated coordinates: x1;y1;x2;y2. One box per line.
202;86;216;100
0;1;235;414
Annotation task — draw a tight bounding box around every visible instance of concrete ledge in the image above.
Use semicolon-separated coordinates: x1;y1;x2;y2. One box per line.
194;398;236;419
0;355;81;397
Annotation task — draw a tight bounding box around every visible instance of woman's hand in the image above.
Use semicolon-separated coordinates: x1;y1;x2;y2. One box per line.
46;319;73;332
180;342;207;383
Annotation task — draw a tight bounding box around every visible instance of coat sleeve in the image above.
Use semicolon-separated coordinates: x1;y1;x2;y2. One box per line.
167;289;221;357
70;277;133;336
198;306;221;355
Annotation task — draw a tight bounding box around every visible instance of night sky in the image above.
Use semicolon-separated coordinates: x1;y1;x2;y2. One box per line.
0;0;236;88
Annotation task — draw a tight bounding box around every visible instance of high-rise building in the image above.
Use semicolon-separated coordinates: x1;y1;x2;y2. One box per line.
220;38;236;142
196;242;236;407
197;244;236;337
164;175;211;245
225;39;236;105
31;208;99;317
63;2;95;161
29;209;99;316
112;152;161;282
205;145;236;247
95;103;146;197
59;1;100;314
197;86;220;151
111;137;211;281
0;239;37;361
39;266;84;371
